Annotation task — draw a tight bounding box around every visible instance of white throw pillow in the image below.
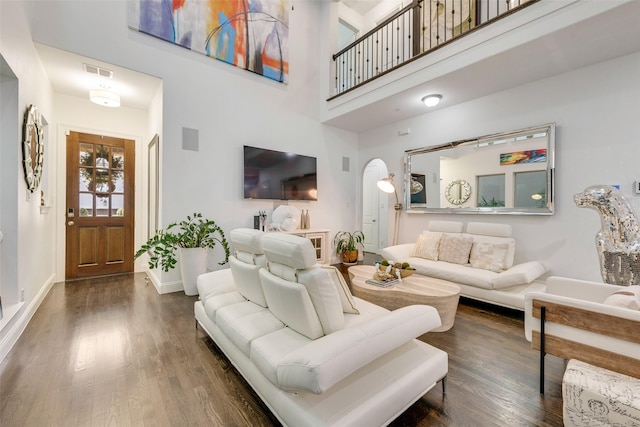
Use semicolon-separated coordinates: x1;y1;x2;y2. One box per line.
438;234;473;265
297;268;345;334
603;285;640;310
411;231;442;261
469;242;510;273
321;266;359;314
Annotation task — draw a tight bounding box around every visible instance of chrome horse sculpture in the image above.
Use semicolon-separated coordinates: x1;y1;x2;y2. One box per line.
574;185;640;286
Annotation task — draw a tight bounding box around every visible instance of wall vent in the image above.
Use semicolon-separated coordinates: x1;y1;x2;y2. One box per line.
83;63;113;79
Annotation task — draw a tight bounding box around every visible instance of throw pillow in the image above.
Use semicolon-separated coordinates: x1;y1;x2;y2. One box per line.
469;242;510;273
438;234;473;265
603;285;640;310
321;266;360;314
297;268;345;335
411;231;442;261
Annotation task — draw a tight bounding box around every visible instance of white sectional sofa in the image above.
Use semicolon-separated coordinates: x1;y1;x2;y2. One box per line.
381;221;547;310
194;228;448;427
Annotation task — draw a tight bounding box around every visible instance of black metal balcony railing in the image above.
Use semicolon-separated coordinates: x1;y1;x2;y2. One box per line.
331;0;538;97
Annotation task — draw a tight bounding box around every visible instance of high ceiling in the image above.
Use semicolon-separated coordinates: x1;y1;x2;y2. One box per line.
34;43;161;111
323;0;640;132
342;0;385;15
33;1;640;133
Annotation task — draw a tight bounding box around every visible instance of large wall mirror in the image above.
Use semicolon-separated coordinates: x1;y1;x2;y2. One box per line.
405;123;555;215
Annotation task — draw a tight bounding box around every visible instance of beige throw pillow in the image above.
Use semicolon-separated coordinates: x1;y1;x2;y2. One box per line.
438;234;473;265
411;231;442;261
469;242;510;273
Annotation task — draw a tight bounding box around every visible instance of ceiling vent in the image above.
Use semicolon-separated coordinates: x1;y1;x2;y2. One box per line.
83;63;113;79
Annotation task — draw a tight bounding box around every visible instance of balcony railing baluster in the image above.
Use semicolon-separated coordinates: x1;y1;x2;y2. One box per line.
331;0;539;97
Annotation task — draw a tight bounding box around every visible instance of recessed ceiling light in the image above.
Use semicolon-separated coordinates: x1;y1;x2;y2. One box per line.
422;94;442;107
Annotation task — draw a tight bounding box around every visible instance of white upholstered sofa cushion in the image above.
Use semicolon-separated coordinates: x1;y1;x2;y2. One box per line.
273;305;442;394
428;220;464;233
216;301;284;356
382;221;546;291
229;228;268;307
259;269;324;340
261;233;349;336
467;222;516;268
261;232;318;269
297;268;345;334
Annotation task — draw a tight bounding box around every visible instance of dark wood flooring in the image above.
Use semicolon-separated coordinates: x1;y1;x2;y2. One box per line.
0;268;566;426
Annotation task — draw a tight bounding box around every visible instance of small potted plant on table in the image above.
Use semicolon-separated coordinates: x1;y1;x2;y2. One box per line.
134;212;230;296
332;230;365;265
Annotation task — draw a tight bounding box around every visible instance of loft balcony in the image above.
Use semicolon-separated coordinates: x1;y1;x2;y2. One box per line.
331;0;539;97
323;0;640;132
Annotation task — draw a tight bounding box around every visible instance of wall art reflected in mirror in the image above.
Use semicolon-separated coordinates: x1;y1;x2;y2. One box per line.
405;123;555;215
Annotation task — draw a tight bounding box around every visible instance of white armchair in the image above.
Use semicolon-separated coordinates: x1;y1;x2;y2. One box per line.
524;276;640;393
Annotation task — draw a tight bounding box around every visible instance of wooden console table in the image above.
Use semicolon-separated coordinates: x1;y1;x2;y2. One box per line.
348;265;461;332
279;228;329;264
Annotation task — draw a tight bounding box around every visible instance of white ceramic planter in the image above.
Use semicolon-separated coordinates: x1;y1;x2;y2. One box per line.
179;247;207;296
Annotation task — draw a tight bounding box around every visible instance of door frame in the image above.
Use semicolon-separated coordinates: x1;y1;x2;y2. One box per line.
55;125;144;283
362;158;390;253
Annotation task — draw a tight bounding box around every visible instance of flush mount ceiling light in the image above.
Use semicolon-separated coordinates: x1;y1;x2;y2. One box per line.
422;94;442;107
89;89;120;107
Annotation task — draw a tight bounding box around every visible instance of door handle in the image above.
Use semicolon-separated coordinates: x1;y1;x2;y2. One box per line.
372;219;376;222
67;221;75;226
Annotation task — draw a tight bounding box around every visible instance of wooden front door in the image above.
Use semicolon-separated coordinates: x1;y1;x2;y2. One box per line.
65;132;135;279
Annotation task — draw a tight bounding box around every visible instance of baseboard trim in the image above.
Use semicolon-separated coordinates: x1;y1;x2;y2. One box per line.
0;274;56;363
144;268;183;294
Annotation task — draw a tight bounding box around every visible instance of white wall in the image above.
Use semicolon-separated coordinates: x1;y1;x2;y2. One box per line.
0;0;56;361
358;51;640;282
53;94;149;283
25;1;359;273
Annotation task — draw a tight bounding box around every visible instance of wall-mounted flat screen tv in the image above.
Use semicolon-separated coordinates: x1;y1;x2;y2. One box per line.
243;145;318;200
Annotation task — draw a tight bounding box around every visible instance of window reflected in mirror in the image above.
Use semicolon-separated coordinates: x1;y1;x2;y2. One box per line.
515;170;547;208
477;174;505;207
405;123;555;215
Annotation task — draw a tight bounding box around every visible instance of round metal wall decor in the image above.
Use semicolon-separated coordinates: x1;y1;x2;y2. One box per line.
22;104;44;192
445;179;471;205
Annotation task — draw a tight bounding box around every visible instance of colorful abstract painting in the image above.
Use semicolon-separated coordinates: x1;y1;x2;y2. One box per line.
500;149;547;165
128;0;289;83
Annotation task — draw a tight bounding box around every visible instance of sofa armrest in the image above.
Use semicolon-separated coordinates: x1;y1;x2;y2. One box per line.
197;268;236;299
491;261;547;289
524;291;640;384
545;276;626;302
276;304;441;394
524;291;640;341
380;243;414;262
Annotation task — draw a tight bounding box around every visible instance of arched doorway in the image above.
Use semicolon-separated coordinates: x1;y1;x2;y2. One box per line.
362;159;389;254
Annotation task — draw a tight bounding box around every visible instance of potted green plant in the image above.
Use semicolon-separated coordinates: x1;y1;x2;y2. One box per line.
332;230;365;264
134;212;230;296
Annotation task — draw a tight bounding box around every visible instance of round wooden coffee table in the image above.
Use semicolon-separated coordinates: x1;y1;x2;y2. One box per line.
348;265;461;332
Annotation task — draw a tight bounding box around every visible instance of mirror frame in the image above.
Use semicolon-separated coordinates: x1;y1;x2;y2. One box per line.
404;123;555;215
22;104;44;192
